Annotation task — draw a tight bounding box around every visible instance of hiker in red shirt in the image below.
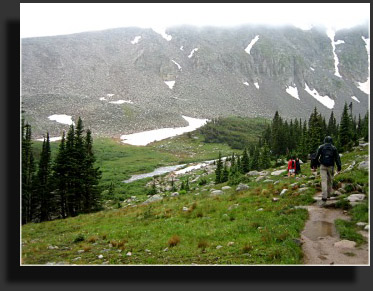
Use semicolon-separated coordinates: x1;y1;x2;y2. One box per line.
287;156;296;177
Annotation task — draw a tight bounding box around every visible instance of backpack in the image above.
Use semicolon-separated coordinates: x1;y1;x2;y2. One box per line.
321;144;334;166
291;160;295;168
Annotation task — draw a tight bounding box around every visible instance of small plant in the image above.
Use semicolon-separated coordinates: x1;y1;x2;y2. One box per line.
242;244;253;253
73;234;85;243
198;178;207;186
83;244;91;252
168;235;180;247
87;236;99;243
197;239;209;250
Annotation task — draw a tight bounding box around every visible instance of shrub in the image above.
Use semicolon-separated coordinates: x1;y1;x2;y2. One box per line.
73;234;85;243
87;236;99;243
242;244;253;253
168;235;180;247
197;240;209;250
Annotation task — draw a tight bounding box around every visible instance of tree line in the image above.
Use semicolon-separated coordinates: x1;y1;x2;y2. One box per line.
214;102;368;184
22;117;102;224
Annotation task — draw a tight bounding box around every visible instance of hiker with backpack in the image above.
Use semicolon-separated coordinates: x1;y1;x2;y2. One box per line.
295;157;301;175
287;156;296;177
315;136;342;205
310;152;319;173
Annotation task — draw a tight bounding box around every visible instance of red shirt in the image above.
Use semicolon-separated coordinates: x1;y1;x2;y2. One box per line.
288;159;295;170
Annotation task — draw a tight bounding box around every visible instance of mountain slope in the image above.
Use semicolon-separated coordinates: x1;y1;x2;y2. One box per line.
21;24;370;138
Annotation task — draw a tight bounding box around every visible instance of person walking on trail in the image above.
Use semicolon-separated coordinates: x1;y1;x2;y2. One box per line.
310;152;319;175
287;156;296;177
295;157;301;175
315;136;342;205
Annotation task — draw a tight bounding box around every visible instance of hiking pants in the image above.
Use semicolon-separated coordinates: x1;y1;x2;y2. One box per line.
320;164;334;199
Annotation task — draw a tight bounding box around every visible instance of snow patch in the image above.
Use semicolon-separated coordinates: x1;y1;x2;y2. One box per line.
36;136;62;142
107;94;114;97
286;85;300;100
243;82;249;86
304;83;335;109
120;116;208;146
48;114;75;125
310;67;315;71
130;36;141;44
172;60;182;71
351;96;360;103
109;100;133;104
180;46;184;51
254;82;259;89
152;27;172;41
357;36;370;94
326;28;342;78
99;97;107;101
188;48;198;58
335;40;345;45
164;81;175;89
245;35;259;54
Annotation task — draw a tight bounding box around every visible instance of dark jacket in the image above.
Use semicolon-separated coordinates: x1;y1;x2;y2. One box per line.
295;159;301;173
315;136;342;171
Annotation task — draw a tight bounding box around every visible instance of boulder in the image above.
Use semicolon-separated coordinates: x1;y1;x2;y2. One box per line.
358;161;369;171
221;186;231;190
255;176;266;182
334;240;356;249
271;169;286;176
210;190;224;196
280;189;288;196
236;183;249;191
142;194;163;205
170;192;179;197
346;194;366;202
247;170;260;176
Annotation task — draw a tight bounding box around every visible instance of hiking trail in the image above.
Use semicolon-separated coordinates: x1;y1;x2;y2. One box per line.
300;191;369;265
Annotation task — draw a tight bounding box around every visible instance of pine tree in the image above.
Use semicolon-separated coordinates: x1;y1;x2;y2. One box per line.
222;161;229;183
36;133;52;222
22;121;36;224
52;131;68;218
308;107;323;153
241;147;250;173
215;152;223;184
250;146;260;170
82;129;102;212
65;124;76;216
339;102;352;152
260;142;271;170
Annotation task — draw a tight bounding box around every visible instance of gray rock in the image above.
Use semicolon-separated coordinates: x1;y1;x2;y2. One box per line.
142;194;163;205
247;171;260;176
221;186;231;190
271;169;286;176
280;189;288;196
170;192;179;197
182;206;189;211
272;197;280;202
358;161;369;171
334;240;356;249
216;245;223;249
298;187;308;193
364;225;369;231
356;222;368;227
256;208;264;211
346;194;366;202
263;179;274;183
211;190;224;196
236;183;249;191
255;176;266;182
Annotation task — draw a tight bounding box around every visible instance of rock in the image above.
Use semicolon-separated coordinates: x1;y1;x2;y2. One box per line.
126;252;132;256
171;192;179;197
358;161;369;171
334;240;357;249
236;183;249;192
346;194;366;202
228;204;239;210
280;189;288;196
77;250;85;254
216;245;223;249
356;222;368;227
271;169;286;176
163;248;169;252
272;197;280;202
211;190;224;196
247;171;260;176
182;206;189;211
142;194;163;205
263;179;274;183
256;208;264;211
221;186;231;190
274;181;280;185
333;190;342;196
72;257;81;261
298;187;308;193
255;176;266;182
227;242;234;246
290;183;298;188
98;255;104;259
364;225;369;231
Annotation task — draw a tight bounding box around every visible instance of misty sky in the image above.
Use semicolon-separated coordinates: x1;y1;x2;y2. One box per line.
20;3;370;38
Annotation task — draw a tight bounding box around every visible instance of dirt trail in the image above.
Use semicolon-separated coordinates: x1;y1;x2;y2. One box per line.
300;192;369;265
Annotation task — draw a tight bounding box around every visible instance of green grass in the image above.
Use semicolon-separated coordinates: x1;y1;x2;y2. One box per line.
22;177;312;265
335;219;365;246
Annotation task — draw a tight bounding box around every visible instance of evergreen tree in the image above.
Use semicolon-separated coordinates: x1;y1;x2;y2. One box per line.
52;131;68;218
250;146;260;170
65;124;76;216
22;121;36;224
339;102;352;151
36;133;52;222
82;129;102;212
308;107;323;153
222;161;229;183
260;142;271;170
241;147;250;173
327;111;338;141
215;152;223;184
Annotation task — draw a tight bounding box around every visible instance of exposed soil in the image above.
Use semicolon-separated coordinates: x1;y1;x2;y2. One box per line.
301;192;369;265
